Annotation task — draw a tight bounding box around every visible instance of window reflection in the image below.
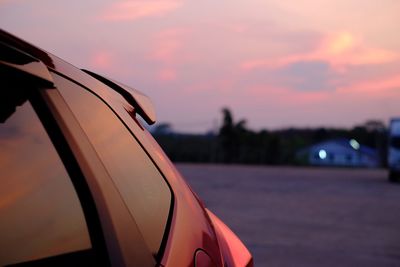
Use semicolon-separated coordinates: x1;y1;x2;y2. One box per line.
0;101;91;266
54;74;172;257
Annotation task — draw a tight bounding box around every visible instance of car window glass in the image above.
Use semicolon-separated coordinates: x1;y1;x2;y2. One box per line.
54;73;172;258
0;99;92;266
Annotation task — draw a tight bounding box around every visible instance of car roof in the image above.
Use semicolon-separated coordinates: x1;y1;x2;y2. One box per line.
0;28;156;125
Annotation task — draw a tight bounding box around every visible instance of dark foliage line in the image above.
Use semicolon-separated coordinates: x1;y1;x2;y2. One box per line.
152;108;388;166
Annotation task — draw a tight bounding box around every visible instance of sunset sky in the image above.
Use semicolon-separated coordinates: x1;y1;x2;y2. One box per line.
1;0;399;132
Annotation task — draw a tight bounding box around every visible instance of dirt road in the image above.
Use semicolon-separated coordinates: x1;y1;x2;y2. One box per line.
177;164;400;267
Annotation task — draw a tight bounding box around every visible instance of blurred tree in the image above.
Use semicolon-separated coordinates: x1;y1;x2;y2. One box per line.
314;128;329;142
363;120;388;166
218;108;236;163
153;108;386;167
218;108;253;163
363;120;386;132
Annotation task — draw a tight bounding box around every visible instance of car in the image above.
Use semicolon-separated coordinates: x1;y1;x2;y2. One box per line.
0;29;253;267
388;118;400;182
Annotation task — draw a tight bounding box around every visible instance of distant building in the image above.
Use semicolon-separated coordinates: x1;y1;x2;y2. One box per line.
297;139;380;168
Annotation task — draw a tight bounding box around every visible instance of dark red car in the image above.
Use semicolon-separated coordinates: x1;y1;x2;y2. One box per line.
0;29;253;267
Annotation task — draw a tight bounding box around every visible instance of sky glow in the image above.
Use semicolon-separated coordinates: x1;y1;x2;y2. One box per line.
1;0;399;132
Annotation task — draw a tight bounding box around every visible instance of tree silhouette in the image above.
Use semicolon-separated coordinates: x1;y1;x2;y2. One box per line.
218;108;250;163
153;107;386;167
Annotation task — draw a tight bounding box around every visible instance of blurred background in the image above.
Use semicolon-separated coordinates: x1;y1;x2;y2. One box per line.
2;1;400;266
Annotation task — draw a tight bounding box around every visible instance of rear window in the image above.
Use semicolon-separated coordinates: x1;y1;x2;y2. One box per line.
53;73;172;258
0;94;93;266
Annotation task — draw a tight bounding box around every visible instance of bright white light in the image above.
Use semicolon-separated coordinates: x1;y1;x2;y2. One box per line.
319;149;327;159
350;139;360;150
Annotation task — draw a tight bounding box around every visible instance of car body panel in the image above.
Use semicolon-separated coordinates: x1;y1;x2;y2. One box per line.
206;210;253;267
0;28;252;267
41;85;156;267
46;53;224;267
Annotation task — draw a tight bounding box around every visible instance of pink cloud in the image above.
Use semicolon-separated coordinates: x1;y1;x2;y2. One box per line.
248;73;400;106
182;78;236;95
100;0;182;22
247;85;329;107
240;72;399;110
337;74;400;96
90;50;114;70
157;68;177;81
147;28;191;65
241;31;400;72
320;74;400;124
236;73;399;129
147;27;191;82
148;28;187;63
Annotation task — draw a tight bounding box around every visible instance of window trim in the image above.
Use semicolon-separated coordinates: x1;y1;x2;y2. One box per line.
50;69;175;262
41;72;157;266
28;88;111;267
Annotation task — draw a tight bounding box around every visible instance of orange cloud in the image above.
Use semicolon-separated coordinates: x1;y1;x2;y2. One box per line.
100;0;182;21
241;31;400;72
324;32;355;55
321;32;399;71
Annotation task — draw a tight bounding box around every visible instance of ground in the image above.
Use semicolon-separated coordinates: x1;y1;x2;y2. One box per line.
177;164;400;267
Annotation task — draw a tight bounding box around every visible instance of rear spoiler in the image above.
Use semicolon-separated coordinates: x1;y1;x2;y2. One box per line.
82;69;156;125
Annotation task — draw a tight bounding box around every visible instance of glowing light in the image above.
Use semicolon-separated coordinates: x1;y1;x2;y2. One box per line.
350;139;360;150
319;149;327;159
326;32;355;55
